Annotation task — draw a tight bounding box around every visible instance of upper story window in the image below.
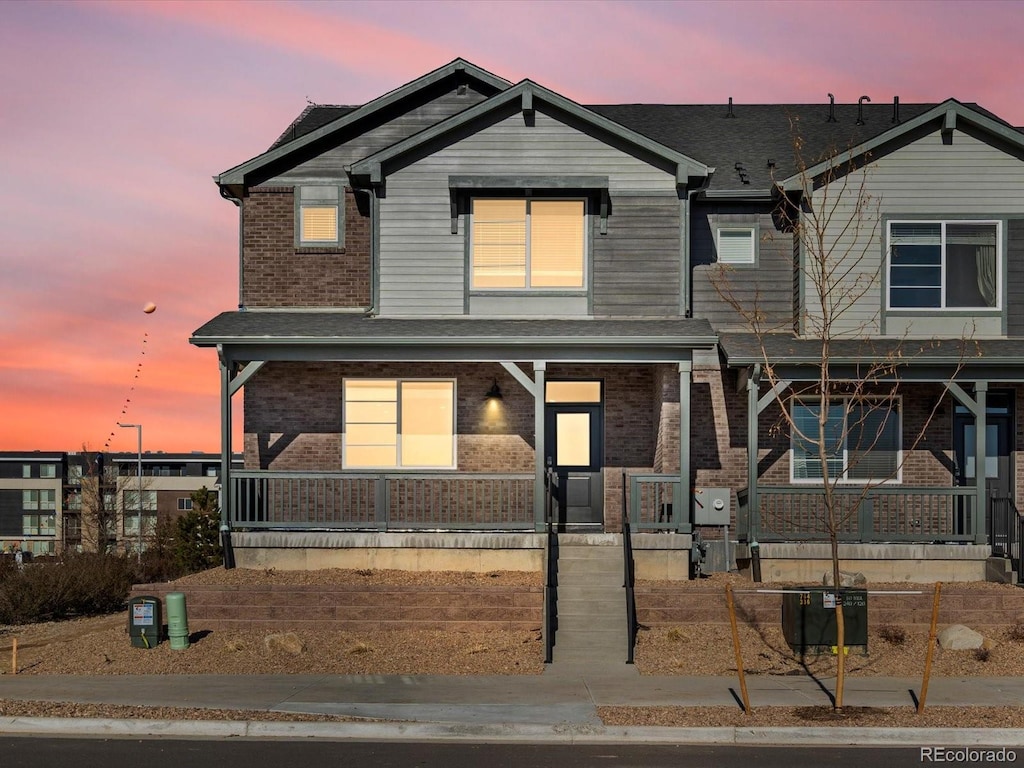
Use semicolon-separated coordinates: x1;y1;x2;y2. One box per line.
40;464;57;479
470;199;585;290
790;398;901;483
343;379;456;469
716;227;756;265
22;489;56;511
297;185;342;246
888;221;999;310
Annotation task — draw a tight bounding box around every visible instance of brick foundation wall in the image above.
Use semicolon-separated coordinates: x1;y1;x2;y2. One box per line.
242;186;370;308
131;583;542;632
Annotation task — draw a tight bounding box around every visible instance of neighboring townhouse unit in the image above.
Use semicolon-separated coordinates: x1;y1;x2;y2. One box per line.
0;451;239;555
191;59;1024;582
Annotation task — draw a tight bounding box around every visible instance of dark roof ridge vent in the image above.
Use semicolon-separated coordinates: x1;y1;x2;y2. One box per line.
725;97;735;118
857;95;871;125
827;93;837;123
892;95;901;124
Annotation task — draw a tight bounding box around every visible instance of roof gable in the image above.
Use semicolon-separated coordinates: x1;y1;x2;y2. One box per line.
780;99;1024;191
217;59;511;189
348;80;710;187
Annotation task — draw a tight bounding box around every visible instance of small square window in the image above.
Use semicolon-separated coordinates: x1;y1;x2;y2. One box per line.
717;228;756;265
297;185;342;246
178;497;193;511
40;464;56;479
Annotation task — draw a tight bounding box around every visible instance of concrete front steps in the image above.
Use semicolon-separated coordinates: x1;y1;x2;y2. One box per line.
550;535;633;670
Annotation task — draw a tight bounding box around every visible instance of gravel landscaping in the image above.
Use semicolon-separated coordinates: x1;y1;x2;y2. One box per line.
3;567;1024;729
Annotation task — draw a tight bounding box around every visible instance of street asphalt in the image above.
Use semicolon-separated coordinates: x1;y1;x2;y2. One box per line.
1;666;1023;745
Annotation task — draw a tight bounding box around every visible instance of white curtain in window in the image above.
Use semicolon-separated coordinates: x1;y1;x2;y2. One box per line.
976;244;997;306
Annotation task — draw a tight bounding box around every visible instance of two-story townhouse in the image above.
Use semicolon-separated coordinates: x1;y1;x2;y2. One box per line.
192;59;1024;584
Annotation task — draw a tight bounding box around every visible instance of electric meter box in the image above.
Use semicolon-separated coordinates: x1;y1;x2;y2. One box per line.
782;587;868;653
693;487;731;525
128;595;162;649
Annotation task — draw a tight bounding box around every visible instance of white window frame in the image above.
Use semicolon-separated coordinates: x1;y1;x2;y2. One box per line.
469;197;588;291
177;497;193;511
789;397;903;484
296;184;343;247
886;219;1001;311
342;378;458;470
716;227;757;265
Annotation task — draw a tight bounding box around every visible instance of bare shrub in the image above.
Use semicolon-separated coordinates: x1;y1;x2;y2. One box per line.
876;624;908;646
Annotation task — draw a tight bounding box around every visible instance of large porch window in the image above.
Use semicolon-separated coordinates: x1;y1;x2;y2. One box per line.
790;398;901;483
343;379;456;469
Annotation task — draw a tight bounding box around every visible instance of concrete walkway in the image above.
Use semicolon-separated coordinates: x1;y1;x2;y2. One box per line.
2;670;1024;744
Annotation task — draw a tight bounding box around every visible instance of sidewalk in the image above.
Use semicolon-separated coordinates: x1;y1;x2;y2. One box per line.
2;668;1023;744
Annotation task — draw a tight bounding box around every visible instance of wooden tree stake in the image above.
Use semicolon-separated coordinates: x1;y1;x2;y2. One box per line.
725;584;752;714
917;581;942;714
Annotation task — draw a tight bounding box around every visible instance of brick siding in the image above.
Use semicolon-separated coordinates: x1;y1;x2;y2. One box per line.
242;186;370;308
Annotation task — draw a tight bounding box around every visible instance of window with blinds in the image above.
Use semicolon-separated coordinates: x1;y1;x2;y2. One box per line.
716;227;756;264
790;398;901;483
471;199;585;289
343;379;456;469
888;220;999;309
298;185;342;245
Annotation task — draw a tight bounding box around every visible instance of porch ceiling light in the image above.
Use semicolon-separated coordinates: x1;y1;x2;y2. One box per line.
485;378;503;401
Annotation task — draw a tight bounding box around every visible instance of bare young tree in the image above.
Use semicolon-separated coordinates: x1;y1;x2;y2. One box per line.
714;120;973;710
73;448;153;555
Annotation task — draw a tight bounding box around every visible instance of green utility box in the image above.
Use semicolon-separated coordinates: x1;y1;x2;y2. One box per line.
781;588;868;653
128;595;162;649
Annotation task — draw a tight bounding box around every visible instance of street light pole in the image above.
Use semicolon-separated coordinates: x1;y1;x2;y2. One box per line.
117;423;143;563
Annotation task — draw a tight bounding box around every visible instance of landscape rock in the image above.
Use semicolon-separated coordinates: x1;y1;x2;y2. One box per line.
821;570;867;587
263;631;306;656
937;624;985;650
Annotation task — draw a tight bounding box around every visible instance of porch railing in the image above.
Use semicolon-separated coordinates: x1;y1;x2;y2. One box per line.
231;471;535;531
740;486;980;543
989;494;1024;575
627;474;688;533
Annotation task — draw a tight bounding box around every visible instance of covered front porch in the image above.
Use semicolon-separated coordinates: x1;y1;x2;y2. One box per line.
722;333;1024;582
190;313;716;572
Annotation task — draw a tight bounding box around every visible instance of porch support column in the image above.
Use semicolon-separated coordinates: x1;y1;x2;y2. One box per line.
678;361;692;534
745;365;791;544
746;365;761;544
946;380;989;544
533;362;547;532
217;346;234;568
975;383;988;544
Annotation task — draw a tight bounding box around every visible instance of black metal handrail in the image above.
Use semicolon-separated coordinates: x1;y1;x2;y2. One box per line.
623;472;638;664
543;469;558;664
989;492;1024;577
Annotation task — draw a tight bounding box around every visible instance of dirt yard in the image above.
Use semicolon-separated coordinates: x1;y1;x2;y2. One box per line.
3;568;1024;728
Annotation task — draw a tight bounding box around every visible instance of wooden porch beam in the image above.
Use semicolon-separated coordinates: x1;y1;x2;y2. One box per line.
500;361;539;398
229;360;266;397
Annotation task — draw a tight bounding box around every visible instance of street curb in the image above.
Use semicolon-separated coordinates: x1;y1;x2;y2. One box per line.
1;717;1023;745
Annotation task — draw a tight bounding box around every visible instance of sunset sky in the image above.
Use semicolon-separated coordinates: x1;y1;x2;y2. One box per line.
2;0;1021;454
